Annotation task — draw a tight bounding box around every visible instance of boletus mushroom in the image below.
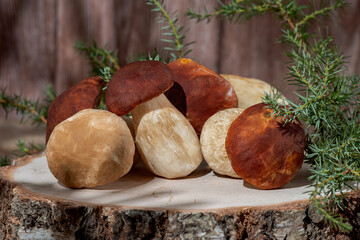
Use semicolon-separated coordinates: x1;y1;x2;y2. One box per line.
106;60;202;179
221;74;285;109
166;58;238;134
46;109;135;188
46;76;104;143
200;108;244;178
226;103;306;189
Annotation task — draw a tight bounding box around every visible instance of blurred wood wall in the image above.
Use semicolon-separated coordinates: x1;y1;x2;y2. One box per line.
0;0;359;118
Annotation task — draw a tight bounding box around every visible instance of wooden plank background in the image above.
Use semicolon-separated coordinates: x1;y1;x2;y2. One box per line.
0;0;359;119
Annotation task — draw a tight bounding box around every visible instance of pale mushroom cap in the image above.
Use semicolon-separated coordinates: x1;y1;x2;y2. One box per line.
200;108;244;178
46;109;135;188
221;74;285;109
135;107;203;179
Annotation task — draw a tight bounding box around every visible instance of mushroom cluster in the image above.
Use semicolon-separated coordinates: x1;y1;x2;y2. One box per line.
105;60;203;179
45;58;305;190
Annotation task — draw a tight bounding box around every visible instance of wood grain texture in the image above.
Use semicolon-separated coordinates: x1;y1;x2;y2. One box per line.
0;0;56;98
158;0;221;70
219;14;288;90
1;155;360;239
331;0;360;74
0;0;359;119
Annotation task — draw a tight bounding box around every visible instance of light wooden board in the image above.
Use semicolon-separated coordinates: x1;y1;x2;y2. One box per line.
2;154;360;239
12;154;313;210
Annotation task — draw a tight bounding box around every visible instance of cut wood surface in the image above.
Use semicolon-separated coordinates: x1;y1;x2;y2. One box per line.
1;154;360;239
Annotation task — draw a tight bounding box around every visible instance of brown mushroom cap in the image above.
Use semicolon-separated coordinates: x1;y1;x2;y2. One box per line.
106;60;174;116
167;58;238;134
46;109;135;188
226;103;306;189
46;76;104;143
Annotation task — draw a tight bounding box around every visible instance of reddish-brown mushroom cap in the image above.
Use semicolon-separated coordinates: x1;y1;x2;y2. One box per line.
106;60;174;116
167;58;238;134
226;103;306;189
46;76;104;143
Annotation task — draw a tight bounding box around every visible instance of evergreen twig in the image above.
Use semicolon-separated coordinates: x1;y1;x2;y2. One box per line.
99;67;112;91
0;156;10;167
0;85;56;125
146;0;195;61
15;140;44;156
96;67;112;110
128;49;167;63
0;140;45;168
75;41;120;76
0;85;54;166
187;0;356;231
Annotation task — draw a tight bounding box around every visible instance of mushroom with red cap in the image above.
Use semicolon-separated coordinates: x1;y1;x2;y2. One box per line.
166;58;238;135
46;76;105;143
106;60;203;179
225;103;306;189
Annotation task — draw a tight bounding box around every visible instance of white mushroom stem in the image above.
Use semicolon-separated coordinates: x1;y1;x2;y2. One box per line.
131;94;174;130
131;94;203;179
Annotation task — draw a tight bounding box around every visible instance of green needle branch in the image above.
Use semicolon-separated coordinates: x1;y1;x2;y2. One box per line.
0;85;56;126
0;97;47;125
75;41;120;76
147;0;195;61
16;140;45;156
0;86;55;164
150;0;183;58
187;0;357;231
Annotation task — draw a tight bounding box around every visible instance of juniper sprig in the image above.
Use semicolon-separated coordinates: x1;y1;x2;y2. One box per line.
0;85;56;125
0;86;54;164
75;41;120;76
15;140;45;157
0;155;10;167
188;0;356;231
146;0;195;61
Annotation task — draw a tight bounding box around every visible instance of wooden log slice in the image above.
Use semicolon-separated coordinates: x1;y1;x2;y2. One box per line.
1;154;359;239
